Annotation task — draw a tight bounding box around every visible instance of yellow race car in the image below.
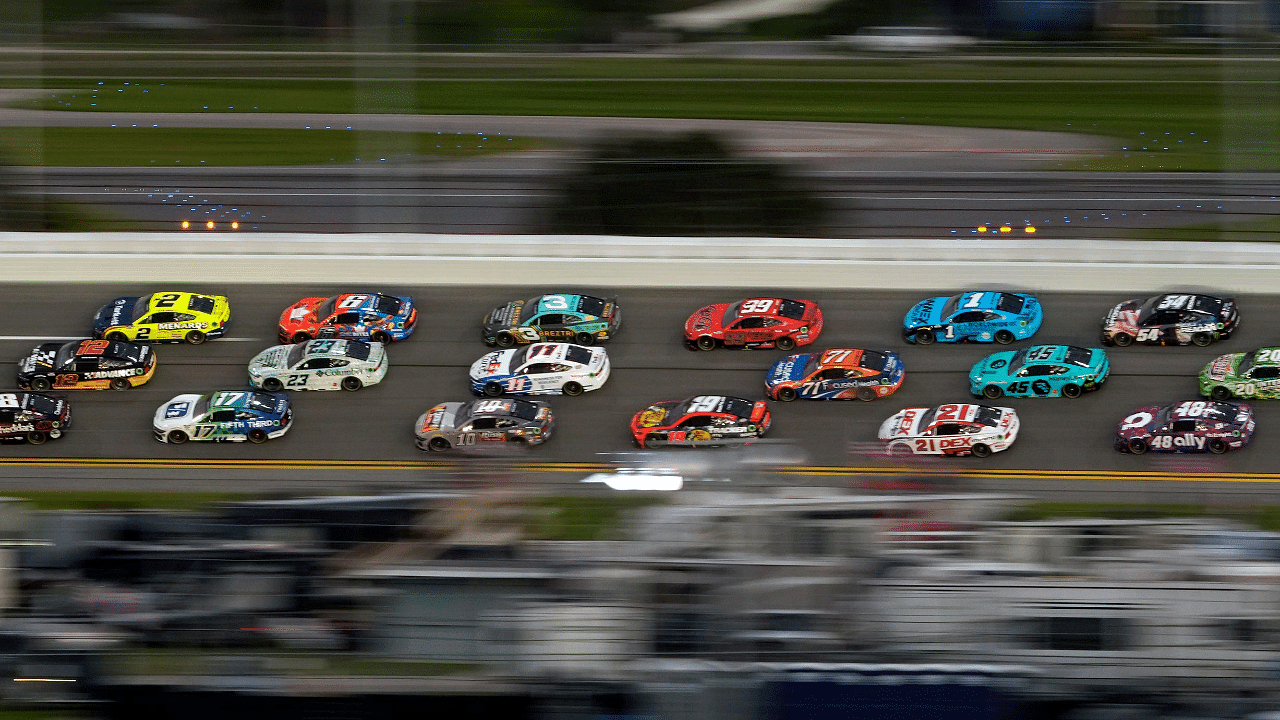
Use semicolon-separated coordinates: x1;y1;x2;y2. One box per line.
92;292;230;344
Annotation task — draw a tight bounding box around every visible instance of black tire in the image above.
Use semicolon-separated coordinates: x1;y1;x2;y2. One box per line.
110;378;130;391
1207;438;1228;454
696;336;716;351
262;378;283;392
982;385;1003;399
1127;438;1148;455
371;331;390;344
105;331;128;342
575;332;596;346
428;436;451;452
30;377;51;392
292;332;311;344
857;387;877;402
1112;333;1133;347
562;381;584;397
26;431;46;446
914;329;935;345
775;336;797;351
341;376;363;391
247;429;269;444
496;332;518;348
167;430;189;445
1191;332;1213;347
1210;385;1233;401
970;443;992;458
776;387;798;402
484;382;504;397
1061;384;1082;399
993;330;1015;345
185;330;206;345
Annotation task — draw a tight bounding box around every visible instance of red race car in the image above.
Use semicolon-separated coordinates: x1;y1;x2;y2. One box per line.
630;395;770;448
685;297;823;351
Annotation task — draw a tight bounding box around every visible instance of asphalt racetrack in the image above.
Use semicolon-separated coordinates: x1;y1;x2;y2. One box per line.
1;282;1278;501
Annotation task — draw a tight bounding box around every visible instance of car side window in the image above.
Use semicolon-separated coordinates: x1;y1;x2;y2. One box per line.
534;314;563;326
173;313;197;322
210;410;236;423
522;363;556;374
1171;419;1197;432
933;423;962;436
74;357;99;372
0;410;13;424
299;359;330;370
145;312;175;323
951;311;985;324
1252;367;1280;380
680;415;712;428
330;312;360;325
471;418;497;430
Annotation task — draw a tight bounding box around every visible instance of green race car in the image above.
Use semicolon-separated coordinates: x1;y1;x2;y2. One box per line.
1199;347;1280;400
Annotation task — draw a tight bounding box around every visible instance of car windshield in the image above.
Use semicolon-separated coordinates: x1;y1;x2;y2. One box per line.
131;295;152;321
188;295;215;314
1007;349;1029;373
517;297;543;324
859;350;889;372
23;394;60;416
373;295;402;316
316;297;338;320
54;342;79;368
777;299;807;320
939;294;965;318
286;344;309;367
1063;346;1093;367
721;301;744;326
1239;351;1257;376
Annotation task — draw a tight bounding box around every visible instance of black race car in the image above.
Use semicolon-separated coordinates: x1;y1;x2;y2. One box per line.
0;392;71;444
1101;293;1238;347
18;338;156;392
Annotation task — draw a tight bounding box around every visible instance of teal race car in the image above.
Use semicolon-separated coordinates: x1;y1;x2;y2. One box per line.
482;293;621;347
970;344;1109;399
1199;347;1280;400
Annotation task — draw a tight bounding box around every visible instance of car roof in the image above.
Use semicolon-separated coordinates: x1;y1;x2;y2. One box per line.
815;348;870;369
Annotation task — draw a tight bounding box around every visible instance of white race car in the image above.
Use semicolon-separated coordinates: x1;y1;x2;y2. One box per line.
153;390;292;444
248;339;387;392
878;403;1018;458
469;342;610;397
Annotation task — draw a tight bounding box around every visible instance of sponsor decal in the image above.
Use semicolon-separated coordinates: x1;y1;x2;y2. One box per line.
636;408;667;428
157;322;208;330
84;368;140;380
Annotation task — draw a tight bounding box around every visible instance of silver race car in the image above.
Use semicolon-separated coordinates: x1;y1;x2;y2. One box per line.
415;398;554;452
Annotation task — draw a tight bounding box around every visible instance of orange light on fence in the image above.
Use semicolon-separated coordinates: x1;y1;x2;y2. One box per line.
977;225;988;233
181;220;190;229
999;225;1012;233
206;220;215;229
231;221;239;230
1025;226;1037;234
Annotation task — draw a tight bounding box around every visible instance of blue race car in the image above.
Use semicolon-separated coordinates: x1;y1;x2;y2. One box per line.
903;291;1042;345
970;344;1109;399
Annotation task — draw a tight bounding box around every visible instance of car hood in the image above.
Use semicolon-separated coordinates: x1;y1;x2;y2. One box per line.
18;342;63;374
470;350;513;379
1201;353;1242;381
766;353;811;386
94;296;138;332
879;408;925;440
484;301;523;328
685;304;727;335
281;298;326;327
1104;299;1142;328
1115;404;1162;439
249;345;291;372
971;351;1018;380
416;402;462;437
632;401;678;429
904;297;943;328
154;393;202;429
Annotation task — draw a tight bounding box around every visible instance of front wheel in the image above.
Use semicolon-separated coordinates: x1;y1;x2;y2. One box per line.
495;332;517;349
1061;384;1082;399
993;330;1015;345
696;336;716;351
562;381;584;397
483;382;505;397
982;385;1003;399
1127;438;1148;455
775;386;798;402
26;431;47;445
775;336;796;351
30;377;51;392
262;378;283;392
970;443;992;458
428;437;451;452
247;429;268;444
914;329;935;345
1191;332;1213;347
1207;438;1228;454
110;378;130;391
167;430;189;445
575;332;596;346
1112;333;1133;347
1210;385;1233;401
341;376;363;391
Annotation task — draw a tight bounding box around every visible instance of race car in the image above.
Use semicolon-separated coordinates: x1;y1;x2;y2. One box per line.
248;339;387;392
415;398;554;452
630;395;771;448
18;338;155;392
93;291;230;345
1200;347;1280;400
469;342;610;397
1101;293;1238;347
765;348;903;401
685;297;824;351
969;344;1109;399
902;291;1041;345
0;392;70;445
153;390;292;444
1115;400;1254;455
878;403;1019;458
482;293;620;348
278;293;416;344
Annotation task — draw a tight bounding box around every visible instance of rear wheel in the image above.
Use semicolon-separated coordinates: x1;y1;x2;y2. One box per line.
775;387;797;402
262;378;283;392
1207;438;1228;454
1061;384;1082;399
982;385;1003;399
1112;332;1133;347
292;332;312;344
1191;332;1213;347
341;376;363;391
575;332;595;346
970;443;992;458
428;437;451;452
496;332;517;348
914;329;935;345
483;382;504;397
30;377;51;392
110;378;130;391
167;430;189;445
775;336;796;351
185;330;206;345
696;336;716;351
562;381;584;397
857;387;876;402
993;330;1015;345
26;431;46;445
1210;385;1233;401
247;429;268;444
1127;438;1148;455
